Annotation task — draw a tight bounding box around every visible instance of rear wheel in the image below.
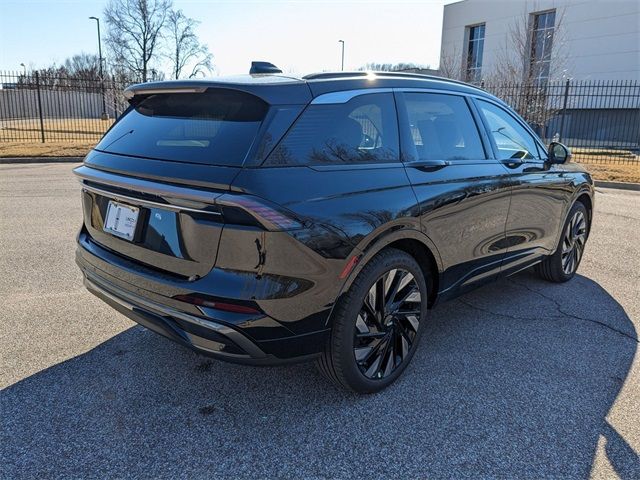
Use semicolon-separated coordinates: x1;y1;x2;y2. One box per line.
537;201;589;282
316;249;428;393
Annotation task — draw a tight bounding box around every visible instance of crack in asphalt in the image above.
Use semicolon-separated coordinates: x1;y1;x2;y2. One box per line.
455;280;638;343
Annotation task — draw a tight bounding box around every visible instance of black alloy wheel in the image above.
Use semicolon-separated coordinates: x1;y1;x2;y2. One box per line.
561;209;587;275
537;201;590;283
316;248;428;393
354;268;421;379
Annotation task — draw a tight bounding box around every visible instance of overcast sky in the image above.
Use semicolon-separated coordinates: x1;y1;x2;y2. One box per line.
0;0;456;76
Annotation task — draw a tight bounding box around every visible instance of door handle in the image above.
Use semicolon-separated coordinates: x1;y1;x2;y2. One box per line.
407;159;451;168
500;158;526;166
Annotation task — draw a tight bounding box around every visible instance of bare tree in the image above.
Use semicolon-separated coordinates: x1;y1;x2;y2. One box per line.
485;7;569;135
490;7;568;85
438;45;463;81
358;62;427;72
104;0;172;82
165;10;213;79
63;53;100;80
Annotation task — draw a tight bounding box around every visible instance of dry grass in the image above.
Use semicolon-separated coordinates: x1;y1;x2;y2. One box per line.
573;148;639;163
0;118;113;142
579;162;640;184
0;142;93;158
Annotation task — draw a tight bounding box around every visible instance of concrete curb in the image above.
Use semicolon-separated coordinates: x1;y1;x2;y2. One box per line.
595;180;640;192
0;157;83;164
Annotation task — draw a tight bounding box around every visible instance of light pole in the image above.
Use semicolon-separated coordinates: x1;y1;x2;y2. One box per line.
89;16;108;120
20;63;26;76
338;40;345;71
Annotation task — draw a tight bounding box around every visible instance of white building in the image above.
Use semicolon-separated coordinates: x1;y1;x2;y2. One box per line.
440;0;640;83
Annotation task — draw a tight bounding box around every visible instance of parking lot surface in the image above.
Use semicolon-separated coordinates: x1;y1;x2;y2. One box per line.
1;163;638;479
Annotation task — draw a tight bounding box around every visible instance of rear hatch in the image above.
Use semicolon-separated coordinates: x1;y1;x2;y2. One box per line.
76;83;304;279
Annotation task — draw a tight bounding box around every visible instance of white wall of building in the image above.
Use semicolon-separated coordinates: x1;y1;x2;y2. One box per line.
440;0;640;81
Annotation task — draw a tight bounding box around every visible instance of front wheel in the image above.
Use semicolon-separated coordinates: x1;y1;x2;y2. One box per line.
537;201;589;282
316;248;428;393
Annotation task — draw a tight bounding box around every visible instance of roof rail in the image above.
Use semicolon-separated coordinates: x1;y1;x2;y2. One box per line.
302;71;477;89
302;72;369;80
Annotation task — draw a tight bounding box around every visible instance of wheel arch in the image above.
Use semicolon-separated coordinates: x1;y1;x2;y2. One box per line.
334;228;443;318
550;184;594;255
575;191;593;227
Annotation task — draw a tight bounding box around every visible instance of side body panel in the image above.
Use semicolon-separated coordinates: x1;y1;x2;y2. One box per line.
228;163;418;332
394;91;512;299
498;160;575;275
470;96;593;277
405;162;512;298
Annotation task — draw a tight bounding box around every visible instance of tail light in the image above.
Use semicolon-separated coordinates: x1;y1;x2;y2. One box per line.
216;193;304;231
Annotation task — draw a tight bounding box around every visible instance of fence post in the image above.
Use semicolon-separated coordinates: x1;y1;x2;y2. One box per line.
112;80;118;118
34;71;45;143
558;78;570;142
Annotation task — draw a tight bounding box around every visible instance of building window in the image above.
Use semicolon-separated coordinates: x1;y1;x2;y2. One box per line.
530;10;556;84
466;24;485;83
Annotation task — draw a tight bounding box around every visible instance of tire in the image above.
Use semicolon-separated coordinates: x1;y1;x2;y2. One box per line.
316;248;429;393
536;201;589;283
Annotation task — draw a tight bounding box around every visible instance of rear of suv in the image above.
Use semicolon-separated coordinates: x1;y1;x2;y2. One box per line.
75;71;593;393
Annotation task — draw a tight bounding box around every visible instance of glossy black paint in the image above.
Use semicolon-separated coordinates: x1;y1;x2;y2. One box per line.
75;72;594;364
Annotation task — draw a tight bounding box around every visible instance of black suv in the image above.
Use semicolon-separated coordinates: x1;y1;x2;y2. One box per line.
75;71;593;393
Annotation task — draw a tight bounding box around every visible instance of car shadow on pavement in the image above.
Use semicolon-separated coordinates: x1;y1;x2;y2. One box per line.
2;271;638;478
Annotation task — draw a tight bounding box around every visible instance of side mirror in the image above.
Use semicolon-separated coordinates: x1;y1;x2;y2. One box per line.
548;142;572;164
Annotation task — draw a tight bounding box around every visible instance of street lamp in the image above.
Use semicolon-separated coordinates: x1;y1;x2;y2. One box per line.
20;63;26;76
338;40;345;71
89;16;108;120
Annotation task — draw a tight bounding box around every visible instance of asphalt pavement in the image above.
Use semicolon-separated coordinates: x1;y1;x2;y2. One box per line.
1;163;638;479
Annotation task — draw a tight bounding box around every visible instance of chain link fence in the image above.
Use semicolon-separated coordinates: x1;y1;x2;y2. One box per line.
1;71;638;165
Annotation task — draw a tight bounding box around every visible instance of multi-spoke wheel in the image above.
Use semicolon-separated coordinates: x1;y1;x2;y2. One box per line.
561;210;587;275
537;201;590;282
316;248;428;393
354;269;421;379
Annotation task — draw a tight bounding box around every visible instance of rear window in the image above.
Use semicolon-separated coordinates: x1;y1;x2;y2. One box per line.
265;93;399;166
96;89;269;166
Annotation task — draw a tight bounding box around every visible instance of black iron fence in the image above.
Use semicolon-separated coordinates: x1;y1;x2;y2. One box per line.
0;71;130;143
482;79;639;165
1;71;638;165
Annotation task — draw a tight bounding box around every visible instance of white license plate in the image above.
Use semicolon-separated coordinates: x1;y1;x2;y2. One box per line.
103;200;140;241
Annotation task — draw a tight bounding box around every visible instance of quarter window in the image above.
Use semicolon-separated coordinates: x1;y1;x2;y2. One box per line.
266;93;399;166
404;93;486;161
466;24;485;83
477;100;540;160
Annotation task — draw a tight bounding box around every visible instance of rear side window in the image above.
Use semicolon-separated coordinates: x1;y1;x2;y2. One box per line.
265;93;399;166
96;89;268;166
477;100;540;160
403;93;486;161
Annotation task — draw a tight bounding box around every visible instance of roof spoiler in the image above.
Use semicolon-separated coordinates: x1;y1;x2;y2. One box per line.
250;61;282;75
123;85;207;100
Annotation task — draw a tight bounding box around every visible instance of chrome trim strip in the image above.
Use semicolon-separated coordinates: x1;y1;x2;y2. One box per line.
395;87;475;96
84;273;266;358
81;184;222;216
311;88;394;104
73;165;219;205
311;86;490;105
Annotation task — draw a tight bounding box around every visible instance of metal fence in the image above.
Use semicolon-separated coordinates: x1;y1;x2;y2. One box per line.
1;71;638;165
482;79;639;165
0;71;129;144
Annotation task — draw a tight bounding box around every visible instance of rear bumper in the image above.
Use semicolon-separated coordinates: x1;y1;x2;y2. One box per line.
76;235;328;365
